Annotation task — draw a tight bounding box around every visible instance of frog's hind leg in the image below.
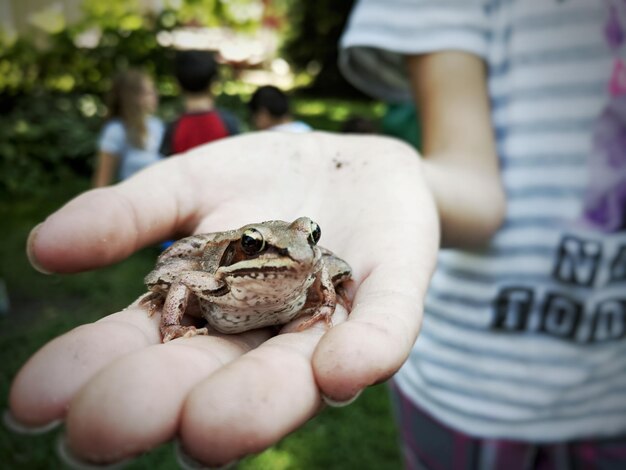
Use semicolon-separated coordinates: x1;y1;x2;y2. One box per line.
321;247;353;312
297;266;337;331
161;282;208;342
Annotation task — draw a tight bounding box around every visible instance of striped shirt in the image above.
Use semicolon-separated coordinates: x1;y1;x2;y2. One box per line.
341;0;626;441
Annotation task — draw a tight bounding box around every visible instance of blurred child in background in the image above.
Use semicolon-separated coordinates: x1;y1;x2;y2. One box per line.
248;85;312;132
92;69;164;187
161;50;241;156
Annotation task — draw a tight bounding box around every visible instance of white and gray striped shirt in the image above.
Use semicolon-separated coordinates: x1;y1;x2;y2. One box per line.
341;0;626;441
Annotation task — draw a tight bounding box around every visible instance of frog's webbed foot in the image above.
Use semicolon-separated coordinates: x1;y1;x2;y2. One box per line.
140;292;165;317
161;325;209;343
296;306;335;331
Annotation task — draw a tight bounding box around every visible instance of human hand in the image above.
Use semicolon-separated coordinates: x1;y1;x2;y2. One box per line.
8;132;439;466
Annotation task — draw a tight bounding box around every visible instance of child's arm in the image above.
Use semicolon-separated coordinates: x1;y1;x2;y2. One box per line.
91;151;119;188
409;51;506;248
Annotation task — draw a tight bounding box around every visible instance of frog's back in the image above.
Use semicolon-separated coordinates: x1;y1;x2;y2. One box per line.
157;232;233;262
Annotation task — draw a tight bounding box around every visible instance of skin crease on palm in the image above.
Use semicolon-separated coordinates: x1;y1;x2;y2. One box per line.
8;132;440;466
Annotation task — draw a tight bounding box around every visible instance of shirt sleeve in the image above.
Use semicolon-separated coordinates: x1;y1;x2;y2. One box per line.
339;0;492;102
98;121;125;155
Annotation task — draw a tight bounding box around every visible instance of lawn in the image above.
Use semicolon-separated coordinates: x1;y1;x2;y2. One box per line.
0;98;403;469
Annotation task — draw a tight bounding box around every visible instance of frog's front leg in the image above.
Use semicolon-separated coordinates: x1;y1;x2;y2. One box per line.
161;281;209;342
177;270;229;300
297;265;337;330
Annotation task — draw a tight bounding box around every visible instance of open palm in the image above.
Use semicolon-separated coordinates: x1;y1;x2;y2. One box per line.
9;132;439;466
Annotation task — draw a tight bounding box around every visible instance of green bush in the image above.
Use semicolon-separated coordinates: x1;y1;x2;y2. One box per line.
0;92;102;196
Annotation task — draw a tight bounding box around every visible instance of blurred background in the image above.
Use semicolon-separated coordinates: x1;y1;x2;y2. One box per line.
0;0;415;468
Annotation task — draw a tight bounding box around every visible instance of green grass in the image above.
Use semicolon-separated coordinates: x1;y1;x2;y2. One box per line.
0;99;402;469
292;97;386;132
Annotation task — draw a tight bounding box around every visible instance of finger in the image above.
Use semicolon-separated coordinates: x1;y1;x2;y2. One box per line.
26;133;314;274
27;159;196;273
313;264;427;403
313;185;440;402
8;306;160;428
178;317;343;466
313;218;438;403
64;330;269;464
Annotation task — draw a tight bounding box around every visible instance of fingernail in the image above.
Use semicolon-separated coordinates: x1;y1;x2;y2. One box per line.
175;439;238;470
3;409;62;435
322;389;362;408
57;433;133;470
26;223;52;275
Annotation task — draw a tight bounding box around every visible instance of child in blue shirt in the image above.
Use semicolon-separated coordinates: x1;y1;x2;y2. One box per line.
92;69;164;187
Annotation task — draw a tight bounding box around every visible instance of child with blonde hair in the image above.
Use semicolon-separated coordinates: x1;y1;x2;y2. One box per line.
92;69;164;187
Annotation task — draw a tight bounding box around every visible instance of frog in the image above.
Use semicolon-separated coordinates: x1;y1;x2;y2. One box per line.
141;217;352;342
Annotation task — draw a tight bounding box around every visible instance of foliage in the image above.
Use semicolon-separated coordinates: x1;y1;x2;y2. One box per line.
1;12;172;99
0;92;102;196
281;0;366;98
0;0;271;97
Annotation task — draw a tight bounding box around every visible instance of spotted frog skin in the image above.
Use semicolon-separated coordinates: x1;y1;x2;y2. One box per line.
142;217;352;342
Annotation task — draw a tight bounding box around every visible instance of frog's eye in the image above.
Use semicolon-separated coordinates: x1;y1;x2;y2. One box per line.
241;229;265;254
308;221;321;245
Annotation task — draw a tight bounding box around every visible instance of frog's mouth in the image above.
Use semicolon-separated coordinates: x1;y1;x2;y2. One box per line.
218;258;303;278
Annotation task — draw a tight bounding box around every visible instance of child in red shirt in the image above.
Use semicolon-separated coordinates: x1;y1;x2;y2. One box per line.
161;50;240;156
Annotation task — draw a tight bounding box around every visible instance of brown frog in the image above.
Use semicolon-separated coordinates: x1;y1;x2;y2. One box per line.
142;217;352;342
